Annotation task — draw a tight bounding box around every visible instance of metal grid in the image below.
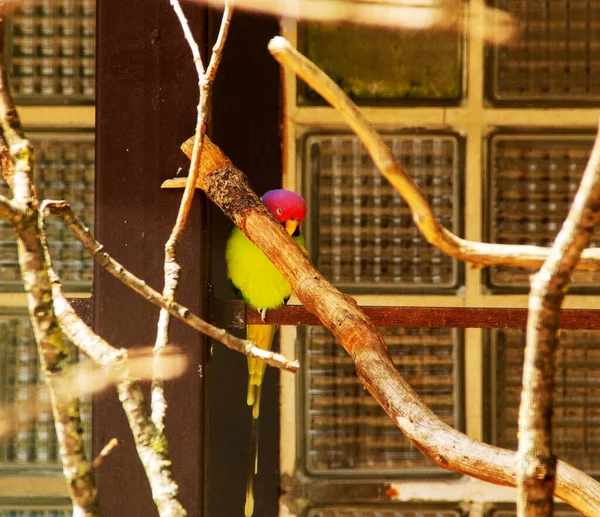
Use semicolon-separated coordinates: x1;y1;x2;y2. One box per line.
6;0;95;103
0;132;94;291
488;133;599;290
0;312;91;467
299;23;462;104
490;0;600;102
308;507;463;517
490;328;600;474
305;134;460;292
304;327;460;474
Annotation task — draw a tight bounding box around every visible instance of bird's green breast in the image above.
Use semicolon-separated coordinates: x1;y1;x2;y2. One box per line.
225;227;306;310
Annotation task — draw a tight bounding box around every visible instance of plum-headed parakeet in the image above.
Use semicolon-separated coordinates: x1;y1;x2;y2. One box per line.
225;189;307;517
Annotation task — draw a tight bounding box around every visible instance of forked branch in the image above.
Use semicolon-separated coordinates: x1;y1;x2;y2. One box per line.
152;0;233;433
267;36;600;273
189;0;519;45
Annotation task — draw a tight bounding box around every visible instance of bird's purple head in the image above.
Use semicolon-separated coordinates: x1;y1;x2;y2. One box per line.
262;189;306;224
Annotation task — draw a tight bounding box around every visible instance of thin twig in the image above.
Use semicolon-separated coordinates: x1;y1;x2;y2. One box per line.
92;439;119;469
0;60;98;516
267;36;600;273
40;200;298;373
517;123;600;517
189;0;518;45
205;4;233;82
152;1;233;433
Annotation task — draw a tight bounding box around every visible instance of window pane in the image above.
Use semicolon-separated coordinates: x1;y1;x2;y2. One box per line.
305;133;461;292
0;132;94;292
298;23;462;105
0;312;91;470
490;328;600;475
303;327;461;475
6;0;95;104
487;132;600;291
489;0;600;103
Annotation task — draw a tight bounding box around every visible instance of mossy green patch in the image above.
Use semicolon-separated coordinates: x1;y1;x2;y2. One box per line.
302;23;461;102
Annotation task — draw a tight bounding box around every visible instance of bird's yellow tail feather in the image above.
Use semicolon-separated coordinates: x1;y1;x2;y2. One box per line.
244;323;277;517
246;324;277;418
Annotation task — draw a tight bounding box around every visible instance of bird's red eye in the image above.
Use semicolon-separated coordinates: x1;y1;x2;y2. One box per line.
276;208;282;216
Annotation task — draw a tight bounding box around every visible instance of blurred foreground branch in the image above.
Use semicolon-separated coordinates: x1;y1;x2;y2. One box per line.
190;0;518;45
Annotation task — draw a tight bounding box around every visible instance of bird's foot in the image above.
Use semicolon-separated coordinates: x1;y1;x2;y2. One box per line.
260;308;267;322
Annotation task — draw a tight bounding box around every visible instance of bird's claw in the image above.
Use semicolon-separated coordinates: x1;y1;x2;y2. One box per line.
260;308;267;322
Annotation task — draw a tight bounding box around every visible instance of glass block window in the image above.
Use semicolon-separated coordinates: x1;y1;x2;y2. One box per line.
488;133;599;290
490;328;600;474
0;132;94;292
6;0;96;103
0;312;91;468
304;327;461;474
298;23;462;105
308;507;463;517
305;133;460;292
489;0;600;103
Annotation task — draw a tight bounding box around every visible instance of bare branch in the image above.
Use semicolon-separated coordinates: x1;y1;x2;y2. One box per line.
0;60;98;516
206;4;233;82
517;123;600;516
171;0;205;75
152;0;233;433
41;200;299;373
92;439;119;469
189;0;518;45
45;258;188;517
175;134;600;517
267;36;600;273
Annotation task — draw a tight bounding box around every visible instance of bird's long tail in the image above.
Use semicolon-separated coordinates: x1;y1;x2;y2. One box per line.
245;323;277;517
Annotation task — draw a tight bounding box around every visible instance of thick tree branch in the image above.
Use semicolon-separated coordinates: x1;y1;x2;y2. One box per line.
0;62;98;517
171;135;600;517
266;36;600;273
42;201;298;373
518;123;600;516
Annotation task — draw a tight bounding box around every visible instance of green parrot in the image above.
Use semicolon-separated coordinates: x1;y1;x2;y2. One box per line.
225;189;307;517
